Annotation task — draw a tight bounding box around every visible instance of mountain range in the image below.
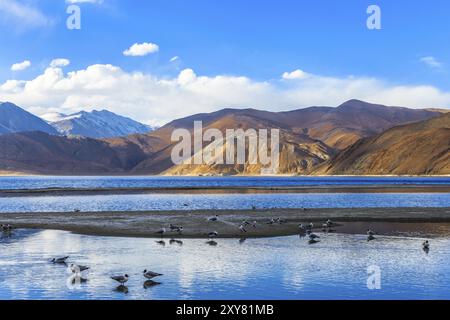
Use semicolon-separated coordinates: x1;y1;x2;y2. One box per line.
0;102;153;139
0;100;448;175
0;102;58;136
49;110;153;138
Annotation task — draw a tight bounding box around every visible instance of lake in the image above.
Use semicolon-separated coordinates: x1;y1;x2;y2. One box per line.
0;193;449;213
0;176;449;190
0;229;448;300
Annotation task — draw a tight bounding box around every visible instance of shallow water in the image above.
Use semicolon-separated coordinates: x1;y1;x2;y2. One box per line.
0;193;449;213
0;230;449;300
1;176;449;190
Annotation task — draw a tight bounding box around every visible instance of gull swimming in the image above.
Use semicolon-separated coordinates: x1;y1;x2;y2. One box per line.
111;274;129;285
51;256;69;264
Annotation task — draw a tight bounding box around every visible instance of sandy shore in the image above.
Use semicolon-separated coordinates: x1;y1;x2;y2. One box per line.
1;207;450;239
1;184;450;197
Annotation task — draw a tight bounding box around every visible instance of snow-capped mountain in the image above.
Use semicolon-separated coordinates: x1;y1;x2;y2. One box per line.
49;109;154;138
0;102;59;135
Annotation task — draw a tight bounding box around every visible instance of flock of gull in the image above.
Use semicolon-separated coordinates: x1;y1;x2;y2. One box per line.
48;255;164;293
1;214;433;293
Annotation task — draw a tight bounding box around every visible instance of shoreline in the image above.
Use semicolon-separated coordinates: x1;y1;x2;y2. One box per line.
1;184;450;197
1;207;450;239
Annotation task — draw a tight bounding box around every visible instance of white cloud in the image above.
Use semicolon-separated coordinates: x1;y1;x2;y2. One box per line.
50;58;70;68
10;60;31;71
0;0;51;28
420;56;443;69
282;69;310;80
123;42;159;57
1;64;449;126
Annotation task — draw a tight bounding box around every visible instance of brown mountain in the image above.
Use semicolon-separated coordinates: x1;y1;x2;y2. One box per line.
128;100;441;175
0;131;147;175
314;113;450;175
0;100;444;175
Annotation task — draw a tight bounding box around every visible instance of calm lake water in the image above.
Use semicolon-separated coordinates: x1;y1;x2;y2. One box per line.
1;176;449;190
0;229;448;300
0;193;449;213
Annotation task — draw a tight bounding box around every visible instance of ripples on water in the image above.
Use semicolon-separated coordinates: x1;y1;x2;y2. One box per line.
0;230;449;300
0;176;449;190
0;193;449;213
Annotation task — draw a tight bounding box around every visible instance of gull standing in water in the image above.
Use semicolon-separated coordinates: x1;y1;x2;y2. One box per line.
423;240;430;251
111;274;129;285
143;270;163;279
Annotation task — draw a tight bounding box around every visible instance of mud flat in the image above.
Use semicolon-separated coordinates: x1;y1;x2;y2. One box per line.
1;207;450;239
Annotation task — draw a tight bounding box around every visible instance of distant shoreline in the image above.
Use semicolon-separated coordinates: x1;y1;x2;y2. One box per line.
0;184;450;197
1;207;450;239
1;173;449;177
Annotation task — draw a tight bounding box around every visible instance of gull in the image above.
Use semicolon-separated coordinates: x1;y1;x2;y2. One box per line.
169;224;183;233
111;274;129;285
252;221;257;228
208;215;219;222
1;224;13;232
276;218;287;224
239;225;247;233
69;264;90;273
423;240;430;250
156;228;166;236
208;231;218;238
298;224;305;230
51;256;69;264
143;270;163;279
267;219;276;225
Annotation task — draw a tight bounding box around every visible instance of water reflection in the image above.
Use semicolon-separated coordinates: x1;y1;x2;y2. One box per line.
1;193;449;213
0;229;449;300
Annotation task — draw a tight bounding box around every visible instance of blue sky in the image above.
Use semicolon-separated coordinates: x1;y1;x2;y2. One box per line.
0;0;449;124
